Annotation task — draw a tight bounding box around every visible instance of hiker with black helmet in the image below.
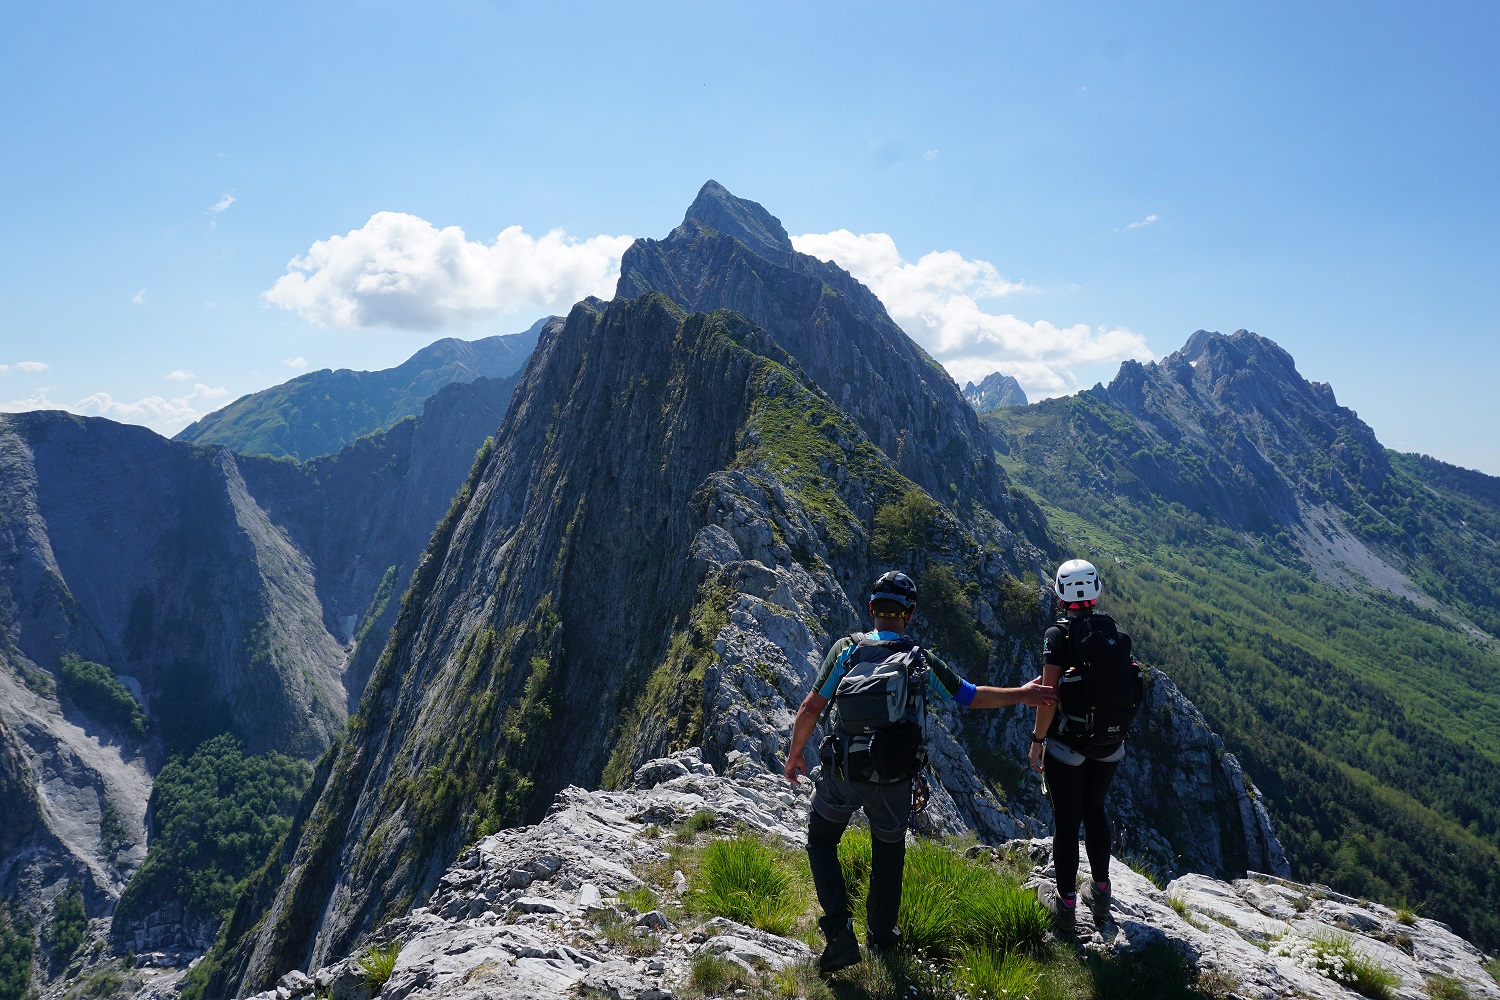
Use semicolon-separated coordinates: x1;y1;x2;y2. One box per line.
1030;559;1144;933
783;570;1057;974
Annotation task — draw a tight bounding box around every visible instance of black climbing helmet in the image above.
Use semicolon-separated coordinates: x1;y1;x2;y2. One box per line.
869;571;918;611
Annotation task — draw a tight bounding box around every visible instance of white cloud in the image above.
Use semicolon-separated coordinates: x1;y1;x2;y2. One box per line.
1124;213;1159;231
132;289;147;306
209;193;236;229
164;370;197;381
263;212;634;331
791;229;1154;398
16;361;48;373
923;149;938;161
0;384;229;436
282;357;307;370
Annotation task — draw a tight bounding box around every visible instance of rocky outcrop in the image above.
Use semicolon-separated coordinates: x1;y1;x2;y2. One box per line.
963;372;1028;412
229;758;1496;1000
174;319;547;461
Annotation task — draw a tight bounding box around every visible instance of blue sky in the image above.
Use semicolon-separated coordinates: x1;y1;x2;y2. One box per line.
2;1;1496;472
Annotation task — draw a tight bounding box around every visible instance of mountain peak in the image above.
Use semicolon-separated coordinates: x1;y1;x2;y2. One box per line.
681;180;793;262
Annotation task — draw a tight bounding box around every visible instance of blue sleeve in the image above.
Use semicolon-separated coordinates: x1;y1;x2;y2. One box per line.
954;680;977;707
818;641;856;699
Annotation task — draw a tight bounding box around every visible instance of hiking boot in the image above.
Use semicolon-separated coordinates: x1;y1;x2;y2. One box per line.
817;917;861;975
1081;879;1112;919
1038;884;1076;934
865;926;902;960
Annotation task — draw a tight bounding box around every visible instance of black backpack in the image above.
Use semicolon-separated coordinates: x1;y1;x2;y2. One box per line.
1051;614;1143;747
820;634;930;784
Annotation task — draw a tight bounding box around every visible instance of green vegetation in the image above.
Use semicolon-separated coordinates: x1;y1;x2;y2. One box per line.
602;578;733;789
352;565;400;651
355;940;401;990
649;826;1220;1000
57;656;147;738
988;399;1500;950
0;905;34;1000
1486;956;1500;984
60;965;141;999
45;882;86;969
872;489;941;565
116;735;309;925
689;836;808;936
1424;974;1473;1000
1267;931;1400;1000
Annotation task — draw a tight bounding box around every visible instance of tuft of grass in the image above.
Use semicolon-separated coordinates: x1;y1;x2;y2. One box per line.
1424;973;1472;1000
762;960;835;1000
355;940;401;990
689;953;755;995
1397;903;1419;926
1086;939;1201;1000
618;884;659;914
677;809;717;841
954;947;1042;1000
1486;956;1500;984
587;908;662;957
689;835;806;936
1123;854;1168;890
1167;894;1191;919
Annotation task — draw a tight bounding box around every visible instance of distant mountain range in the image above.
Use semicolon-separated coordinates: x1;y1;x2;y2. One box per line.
986;328;1500;948
173;319;552;460
963;371;1027;411
3;182;1498;1000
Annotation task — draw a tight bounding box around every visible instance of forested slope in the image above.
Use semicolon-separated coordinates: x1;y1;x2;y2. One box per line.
985;333;1500;949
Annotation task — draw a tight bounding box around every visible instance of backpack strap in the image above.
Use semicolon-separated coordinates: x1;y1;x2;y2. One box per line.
818;634;865;732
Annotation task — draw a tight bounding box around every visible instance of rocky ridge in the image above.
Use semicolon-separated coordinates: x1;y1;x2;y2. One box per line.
962;372;1028;413
221;752;1497;1000
174;319;547;461
203;186;1287;998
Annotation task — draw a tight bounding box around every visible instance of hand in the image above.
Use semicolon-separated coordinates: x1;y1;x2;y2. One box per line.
1016;676;1058;707
784;751;807;784
1028;741;1045;774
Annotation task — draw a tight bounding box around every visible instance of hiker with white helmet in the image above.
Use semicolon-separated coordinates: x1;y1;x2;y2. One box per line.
1030;559;1144;933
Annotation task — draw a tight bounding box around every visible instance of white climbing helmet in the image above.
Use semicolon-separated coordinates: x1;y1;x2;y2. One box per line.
1053;559;1101;605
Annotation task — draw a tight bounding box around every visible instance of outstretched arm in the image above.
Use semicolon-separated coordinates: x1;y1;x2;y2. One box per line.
783;690;829;784
967;675;1057;710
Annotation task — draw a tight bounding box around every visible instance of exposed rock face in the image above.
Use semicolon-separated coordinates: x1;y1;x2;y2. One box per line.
0;369;524;959
231;760;1496;1000
207;186;1282;999
963;372;1028;412
175;319;547;461
618;180;1032;534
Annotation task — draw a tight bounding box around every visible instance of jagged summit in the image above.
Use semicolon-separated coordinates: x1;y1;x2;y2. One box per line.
963;371;1028;412
680;179;793;262
619;182;1034;532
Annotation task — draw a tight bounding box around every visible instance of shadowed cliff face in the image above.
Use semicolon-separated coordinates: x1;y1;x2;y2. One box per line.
0;369;527;961
205;187;1283;999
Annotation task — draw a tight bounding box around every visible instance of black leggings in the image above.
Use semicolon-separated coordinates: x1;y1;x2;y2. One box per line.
1047;754;1119;898
806;810;906;943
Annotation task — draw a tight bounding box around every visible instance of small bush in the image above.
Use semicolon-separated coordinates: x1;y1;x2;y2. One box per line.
355;940;401;990
690;836;804;936
587;908;662;957
1087;939;1200;1000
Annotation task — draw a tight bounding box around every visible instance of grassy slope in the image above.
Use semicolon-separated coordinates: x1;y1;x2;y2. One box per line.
988;405;1500;951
